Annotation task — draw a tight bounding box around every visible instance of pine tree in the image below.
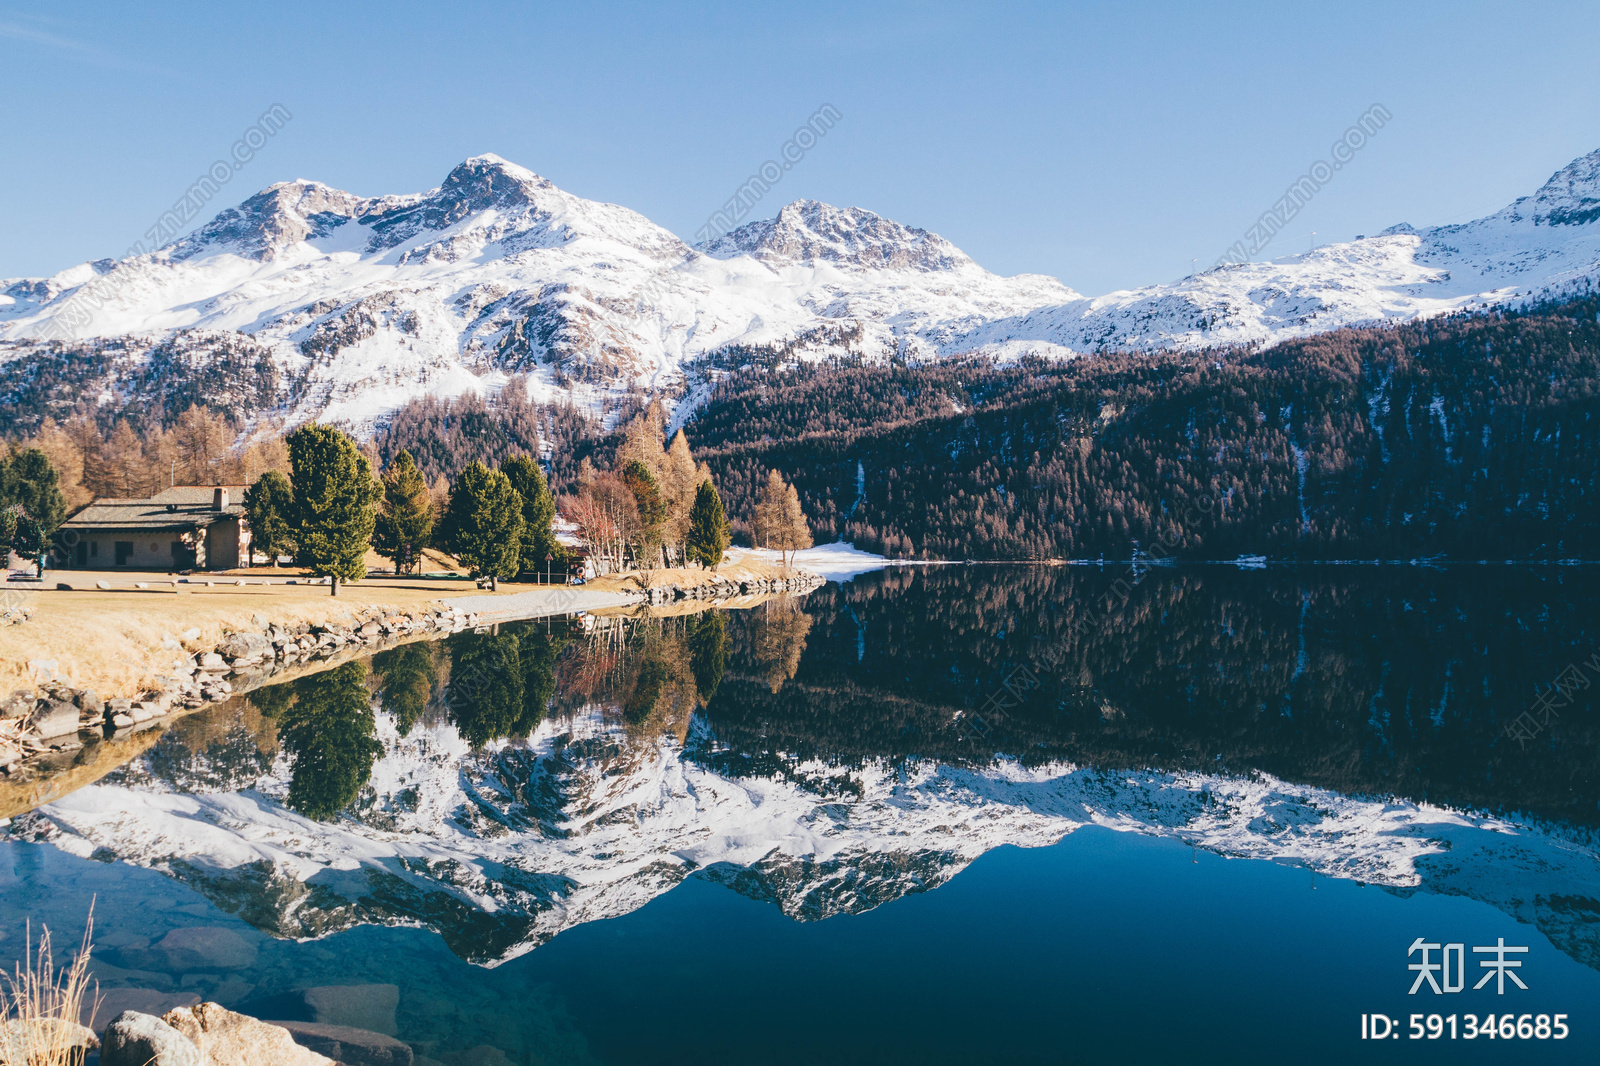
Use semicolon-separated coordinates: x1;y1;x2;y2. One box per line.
445;461;524;586
287;424;380;590
374;450;435;575
686;479;730;570
500;454;561;578
0;448;67;536
244;469;296;567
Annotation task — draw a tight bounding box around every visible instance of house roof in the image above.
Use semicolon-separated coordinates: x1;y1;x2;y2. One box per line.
63;486;248;532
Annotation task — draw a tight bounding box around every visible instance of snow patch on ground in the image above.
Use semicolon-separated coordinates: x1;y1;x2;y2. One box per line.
734;541;903;580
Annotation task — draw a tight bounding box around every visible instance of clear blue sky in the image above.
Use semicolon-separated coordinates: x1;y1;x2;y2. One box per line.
3;0;1598;295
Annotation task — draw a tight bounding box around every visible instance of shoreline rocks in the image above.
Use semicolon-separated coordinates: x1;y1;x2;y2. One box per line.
639;571;825;605
0;603;483;778
101;1003;338;1066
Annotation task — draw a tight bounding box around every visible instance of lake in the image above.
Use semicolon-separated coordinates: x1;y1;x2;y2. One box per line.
4;565;1599;1064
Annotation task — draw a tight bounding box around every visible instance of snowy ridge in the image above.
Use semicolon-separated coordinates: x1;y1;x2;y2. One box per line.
15;704;1600;968
2;148;1599;430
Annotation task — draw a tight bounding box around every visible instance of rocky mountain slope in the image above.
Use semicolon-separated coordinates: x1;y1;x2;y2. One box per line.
1;148;1597;433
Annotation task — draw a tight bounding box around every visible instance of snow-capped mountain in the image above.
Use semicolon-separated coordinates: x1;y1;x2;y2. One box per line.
2;148;1598;431
13;702;1600;970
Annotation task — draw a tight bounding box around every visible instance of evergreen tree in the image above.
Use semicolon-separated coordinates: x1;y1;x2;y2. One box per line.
374;449;435;575
0;447;67;535
445;461;524;585
244;469;296;567
287;425;379;588
500;454;561;578
0;449;65;575
686;479;731;570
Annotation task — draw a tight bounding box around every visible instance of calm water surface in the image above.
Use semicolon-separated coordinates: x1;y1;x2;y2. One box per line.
4;566;1599;1064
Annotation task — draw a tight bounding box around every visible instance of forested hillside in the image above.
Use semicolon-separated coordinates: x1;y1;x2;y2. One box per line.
690;293;1600;560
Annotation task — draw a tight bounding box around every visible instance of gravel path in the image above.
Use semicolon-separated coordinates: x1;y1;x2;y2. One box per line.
442;586;638;621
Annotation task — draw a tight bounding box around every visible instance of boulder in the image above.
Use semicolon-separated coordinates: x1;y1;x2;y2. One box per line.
0;1017;99;1063
156;926;258;971
197;652;227;671
302;984;398;1035
29;699;82;739
76;690;104;716
272;1021;413;1066
216;633;270;661
163;1002;334;1066
100;1010;203;1066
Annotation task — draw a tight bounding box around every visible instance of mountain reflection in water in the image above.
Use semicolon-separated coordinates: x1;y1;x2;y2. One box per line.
9;566;1600;978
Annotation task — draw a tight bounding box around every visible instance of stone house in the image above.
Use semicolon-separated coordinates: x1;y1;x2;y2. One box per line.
59;486;251;571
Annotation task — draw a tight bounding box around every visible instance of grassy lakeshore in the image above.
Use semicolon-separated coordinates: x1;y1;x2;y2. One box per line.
0;547;811;701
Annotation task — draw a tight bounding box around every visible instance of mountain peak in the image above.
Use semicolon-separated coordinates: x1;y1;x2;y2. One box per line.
1528;146;1600;226
176;179;366;261
697;199;977;272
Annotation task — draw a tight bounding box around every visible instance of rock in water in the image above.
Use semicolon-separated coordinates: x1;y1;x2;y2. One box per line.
163;1002;335;1066
271;1021;414;1066
302;983;399;1035
101;1010;204;1066
87;989;202;1031
156;926;259;970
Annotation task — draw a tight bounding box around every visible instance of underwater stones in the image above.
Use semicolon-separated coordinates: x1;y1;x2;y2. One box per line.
301;984;399;1036
156;926;258;971
272;1021;414;1066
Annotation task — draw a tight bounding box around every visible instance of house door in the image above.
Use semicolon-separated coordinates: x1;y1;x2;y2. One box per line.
114;541;133;566
171;541;195;569
74;542;87;567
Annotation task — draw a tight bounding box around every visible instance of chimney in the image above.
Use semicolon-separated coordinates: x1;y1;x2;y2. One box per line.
213;487;228;511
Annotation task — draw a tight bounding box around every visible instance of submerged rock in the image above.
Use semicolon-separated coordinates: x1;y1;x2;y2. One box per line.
271;1021;414;1066
302;983;399;1036
155;926;258;971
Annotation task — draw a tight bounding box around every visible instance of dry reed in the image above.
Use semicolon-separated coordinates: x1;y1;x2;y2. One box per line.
0;905;100;1066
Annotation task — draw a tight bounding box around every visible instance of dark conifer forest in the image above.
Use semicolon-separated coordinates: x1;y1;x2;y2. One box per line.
691;294;1600;559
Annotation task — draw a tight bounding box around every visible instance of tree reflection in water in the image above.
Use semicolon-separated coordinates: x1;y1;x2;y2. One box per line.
373;642;436;737
688;611;728;702
269;661;383;821
447;627;567;748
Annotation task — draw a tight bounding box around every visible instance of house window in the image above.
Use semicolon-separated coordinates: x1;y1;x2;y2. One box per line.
114;542;133;565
